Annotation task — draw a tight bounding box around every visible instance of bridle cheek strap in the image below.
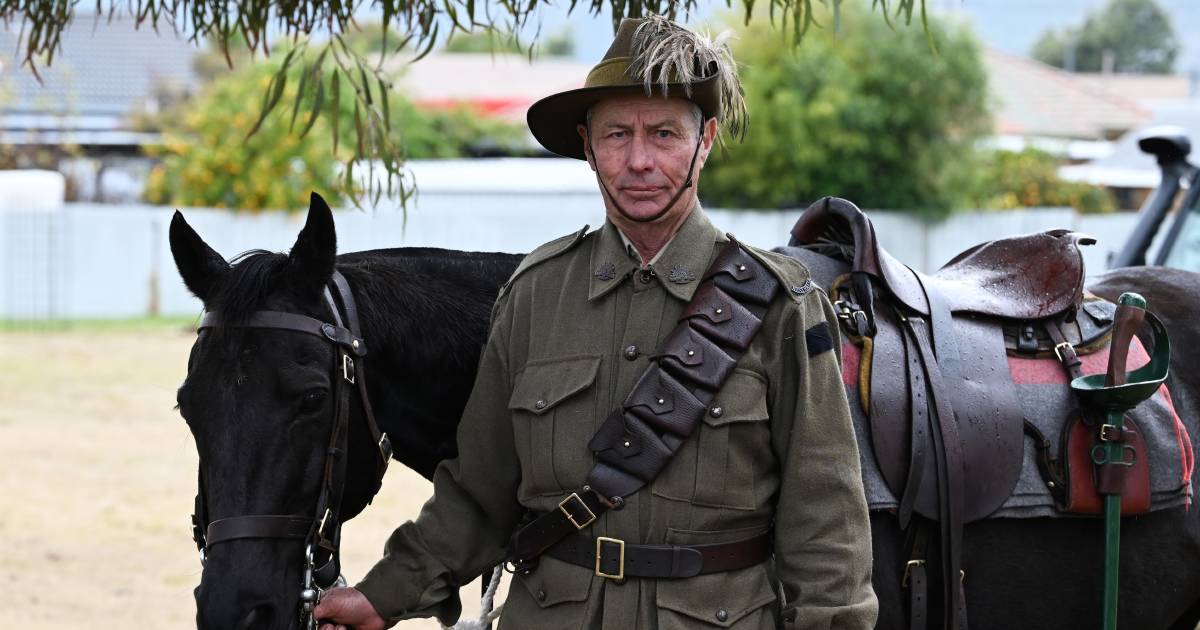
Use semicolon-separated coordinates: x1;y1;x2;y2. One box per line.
190;270;391;594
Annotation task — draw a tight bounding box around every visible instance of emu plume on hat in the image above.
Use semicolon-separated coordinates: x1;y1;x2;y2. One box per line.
527;15;747;160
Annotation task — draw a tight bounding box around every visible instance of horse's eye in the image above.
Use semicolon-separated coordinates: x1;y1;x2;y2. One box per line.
300;389;328;411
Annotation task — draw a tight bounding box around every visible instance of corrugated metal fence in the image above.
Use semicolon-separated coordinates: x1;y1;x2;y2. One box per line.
0;200;1142;320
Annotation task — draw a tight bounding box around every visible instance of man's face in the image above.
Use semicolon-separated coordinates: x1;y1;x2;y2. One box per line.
578;94;717;224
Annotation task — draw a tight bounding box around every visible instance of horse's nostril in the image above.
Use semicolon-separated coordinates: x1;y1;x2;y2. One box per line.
239;603;276;630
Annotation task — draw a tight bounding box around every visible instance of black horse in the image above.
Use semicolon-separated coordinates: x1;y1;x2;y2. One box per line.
171;193;520;629
171;194;1199;629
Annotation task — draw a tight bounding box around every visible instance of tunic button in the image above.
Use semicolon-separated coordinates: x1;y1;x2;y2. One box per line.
716;608;728;622
709;405;723;418
639;269;654;283
536;589;546;602
624;345;640;361
535;399;547;410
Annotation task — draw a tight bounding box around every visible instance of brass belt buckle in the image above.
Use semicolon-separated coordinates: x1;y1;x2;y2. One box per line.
558;493;596;530
901;559;925;588
1054;341;1074;363
595;536;625;580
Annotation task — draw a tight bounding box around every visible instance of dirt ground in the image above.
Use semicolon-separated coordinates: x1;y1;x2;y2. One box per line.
0;324;507;629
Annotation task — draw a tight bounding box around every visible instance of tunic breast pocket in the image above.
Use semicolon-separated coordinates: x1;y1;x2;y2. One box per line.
654;369;772;511
508;355;602;500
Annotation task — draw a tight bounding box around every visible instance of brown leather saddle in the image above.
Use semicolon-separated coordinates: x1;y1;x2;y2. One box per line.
789;197;1104;629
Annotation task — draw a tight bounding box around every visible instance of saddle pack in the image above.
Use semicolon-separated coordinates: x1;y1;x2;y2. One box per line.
786;196;1187;630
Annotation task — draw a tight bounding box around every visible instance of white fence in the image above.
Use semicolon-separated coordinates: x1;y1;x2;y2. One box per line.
1;198;1142;320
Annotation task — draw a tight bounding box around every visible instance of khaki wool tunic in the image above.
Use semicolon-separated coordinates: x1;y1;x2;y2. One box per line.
356;208;878;630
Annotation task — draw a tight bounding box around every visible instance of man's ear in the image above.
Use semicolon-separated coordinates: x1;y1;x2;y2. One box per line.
696;117;720;170
577;123;597;171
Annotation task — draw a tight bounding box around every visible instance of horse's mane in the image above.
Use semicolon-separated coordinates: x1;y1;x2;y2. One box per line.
339;248;522;373
206;245;521;375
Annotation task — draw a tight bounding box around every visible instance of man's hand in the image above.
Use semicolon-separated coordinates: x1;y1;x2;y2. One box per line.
314;587;388;630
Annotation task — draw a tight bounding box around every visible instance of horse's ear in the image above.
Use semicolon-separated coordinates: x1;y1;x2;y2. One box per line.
288;192;337;293
169;211;229;303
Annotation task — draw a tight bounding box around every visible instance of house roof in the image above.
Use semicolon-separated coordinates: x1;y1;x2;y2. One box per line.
0;13;198;139
1075;73;1193;106
386;52;593;123
1059;103;1200;189
984;48;1152;141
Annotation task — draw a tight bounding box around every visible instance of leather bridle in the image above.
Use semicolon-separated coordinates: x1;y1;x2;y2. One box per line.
188;271;392;629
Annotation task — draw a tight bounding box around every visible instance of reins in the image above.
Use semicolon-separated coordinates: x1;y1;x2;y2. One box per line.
189;270;392;628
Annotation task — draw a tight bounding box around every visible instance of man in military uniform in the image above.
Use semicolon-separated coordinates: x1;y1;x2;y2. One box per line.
316;15;877;630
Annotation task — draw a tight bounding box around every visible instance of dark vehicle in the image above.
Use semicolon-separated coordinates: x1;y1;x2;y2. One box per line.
1111;127;1200;272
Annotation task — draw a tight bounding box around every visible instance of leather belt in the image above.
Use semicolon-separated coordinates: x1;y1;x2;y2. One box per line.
545;530;772;580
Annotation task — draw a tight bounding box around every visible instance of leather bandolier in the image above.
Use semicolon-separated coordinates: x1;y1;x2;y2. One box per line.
506;239;780;580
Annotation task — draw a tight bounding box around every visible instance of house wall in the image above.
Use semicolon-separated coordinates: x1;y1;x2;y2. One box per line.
1;199;1144;321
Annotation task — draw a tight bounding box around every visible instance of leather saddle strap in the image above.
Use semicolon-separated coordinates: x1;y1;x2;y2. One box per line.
1046;318;1084;381
902;318;965;630
207;515;314;545
909;273;966;630
905;520;930;630
547;531;773;579
896;306;928;530
507;241;779;566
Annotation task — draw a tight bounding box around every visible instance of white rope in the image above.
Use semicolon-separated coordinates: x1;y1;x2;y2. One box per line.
440;566;505;629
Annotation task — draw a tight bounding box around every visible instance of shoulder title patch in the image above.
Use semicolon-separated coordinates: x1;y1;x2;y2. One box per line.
805;322;834;357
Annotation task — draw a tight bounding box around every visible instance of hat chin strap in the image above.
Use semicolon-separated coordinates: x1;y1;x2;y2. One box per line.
588;121;705;224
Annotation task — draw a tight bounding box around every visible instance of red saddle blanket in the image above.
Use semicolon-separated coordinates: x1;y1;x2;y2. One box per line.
845;336;1194;519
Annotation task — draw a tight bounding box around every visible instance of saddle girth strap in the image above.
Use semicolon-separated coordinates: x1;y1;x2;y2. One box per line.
906;272;966;630
506;240;780;567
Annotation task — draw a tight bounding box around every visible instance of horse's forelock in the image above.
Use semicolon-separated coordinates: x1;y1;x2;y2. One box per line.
208;250;291;325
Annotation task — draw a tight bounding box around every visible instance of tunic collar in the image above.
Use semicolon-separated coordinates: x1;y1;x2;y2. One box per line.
588;206;721;302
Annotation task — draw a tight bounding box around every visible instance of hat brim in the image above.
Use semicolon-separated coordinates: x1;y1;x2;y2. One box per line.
527;75;721;160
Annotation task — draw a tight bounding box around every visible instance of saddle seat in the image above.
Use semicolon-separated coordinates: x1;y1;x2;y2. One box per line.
790;197;1095;323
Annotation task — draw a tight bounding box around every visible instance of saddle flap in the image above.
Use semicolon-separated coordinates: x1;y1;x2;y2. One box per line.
658;324;737;391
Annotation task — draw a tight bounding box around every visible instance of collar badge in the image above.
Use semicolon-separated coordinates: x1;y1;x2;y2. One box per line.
595;262;617;281
668;265;696;284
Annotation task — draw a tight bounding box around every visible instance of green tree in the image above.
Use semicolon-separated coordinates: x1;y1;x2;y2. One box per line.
1031;0;1179;74
700;5;989;216
143;45;527;211
971;148;1116;214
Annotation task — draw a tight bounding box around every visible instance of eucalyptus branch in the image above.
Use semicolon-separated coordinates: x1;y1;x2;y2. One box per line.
0;0;927;208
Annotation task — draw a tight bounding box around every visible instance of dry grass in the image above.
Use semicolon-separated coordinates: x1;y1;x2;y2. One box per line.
0;325;506;628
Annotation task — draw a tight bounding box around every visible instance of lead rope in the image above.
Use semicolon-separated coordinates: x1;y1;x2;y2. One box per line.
440;566;505;630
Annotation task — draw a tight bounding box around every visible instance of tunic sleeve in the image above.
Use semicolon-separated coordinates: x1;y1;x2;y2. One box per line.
770;289;878;630
354;296;523;626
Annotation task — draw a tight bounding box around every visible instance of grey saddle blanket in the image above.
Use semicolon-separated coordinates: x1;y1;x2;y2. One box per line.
844;339;1195;519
